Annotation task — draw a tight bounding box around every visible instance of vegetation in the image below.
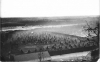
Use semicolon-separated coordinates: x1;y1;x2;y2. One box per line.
1;30;98;61
83;20;99;62
1;17;99;61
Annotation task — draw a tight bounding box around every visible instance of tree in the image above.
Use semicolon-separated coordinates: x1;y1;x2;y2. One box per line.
83;20;99;37
83;18;99;61
83;20;99;45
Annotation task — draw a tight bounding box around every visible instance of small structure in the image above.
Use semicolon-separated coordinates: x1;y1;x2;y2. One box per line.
14;51;51;61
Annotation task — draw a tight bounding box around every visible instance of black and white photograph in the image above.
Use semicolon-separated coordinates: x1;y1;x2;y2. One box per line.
0;0;99;62
0;16;99;62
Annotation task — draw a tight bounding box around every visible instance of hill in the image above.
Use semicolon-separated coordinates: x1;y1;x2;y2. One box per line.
2;30;97;52
1;30;98;61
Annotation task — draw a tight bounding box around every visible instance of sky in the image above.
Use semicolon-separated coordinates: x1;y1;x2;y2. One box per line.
1;0;99;17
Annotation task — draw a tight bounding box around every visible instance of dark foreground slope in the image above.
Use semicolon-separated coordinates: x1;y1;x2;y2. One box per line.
1;30;98;61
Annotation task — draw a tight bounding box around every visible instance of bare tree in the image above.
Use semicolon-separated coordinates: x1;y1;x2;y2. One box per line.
83;19;99;46
83;20;99;37
83;18;99;61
